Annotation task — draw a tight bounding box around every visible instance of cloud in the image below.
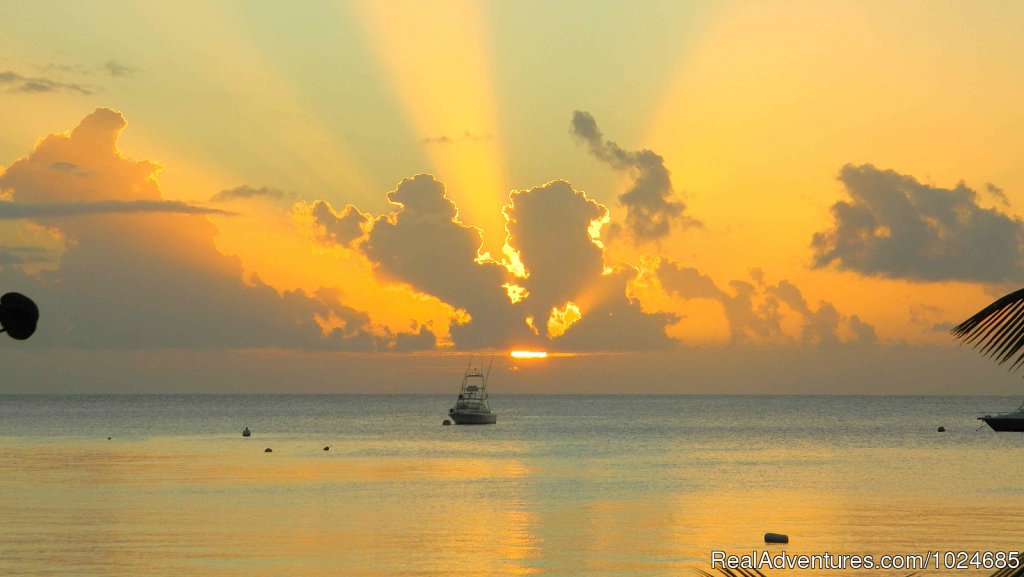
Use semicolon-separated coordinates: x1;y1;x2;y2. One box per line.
503;180;607;336
103;60;136;78
361;174;533;349
211;184;288;203
658;260;876;345
570;110;698;242
0;200;232;219
390;325;437;352
811;164;1024;283
986;182;1010;207
0;108;382;350
302;200;371;247
308;176;677;351
0;70;92;95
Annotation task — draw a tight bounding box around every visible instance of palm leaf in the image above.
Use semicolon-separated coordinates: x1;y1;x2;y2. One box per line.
951;288;1024;370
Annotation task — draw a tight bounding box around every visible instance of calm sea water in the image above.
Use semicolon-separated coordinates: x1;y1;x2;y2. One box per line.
1;395;1023;576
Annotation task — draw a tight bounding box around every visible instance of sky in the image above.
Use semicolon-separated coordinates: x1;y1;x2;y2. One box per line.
1;0;1024;393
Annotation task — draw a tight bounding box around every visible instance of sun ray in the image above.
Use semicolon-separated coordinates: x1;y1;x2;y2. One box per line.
348;0;510;254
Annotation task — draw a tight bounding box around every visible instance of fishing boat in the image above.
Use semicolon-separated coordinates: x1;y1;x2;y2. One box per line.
448;357;497;425
979;402;1024;432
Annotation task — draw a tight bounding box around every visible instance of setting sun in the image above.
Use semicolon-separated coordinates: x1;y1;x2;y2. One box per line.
510;350;548;359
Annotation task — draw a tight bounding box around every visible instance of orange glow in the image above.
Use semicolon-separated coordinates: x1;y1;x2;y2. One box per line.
510;350;548;359
352;0;510;253
546;301;582;338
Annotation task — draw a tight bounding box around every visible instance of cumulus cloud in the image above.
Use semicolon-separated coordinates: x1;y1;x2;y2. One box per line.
812;164;1024;283
0;108;382;350
570;110;697;242
211;185;288;203
303;200;370;247
361;174;533;349
0;70;92;95
303;175;677;351
0;200;232;219
658;261;876;345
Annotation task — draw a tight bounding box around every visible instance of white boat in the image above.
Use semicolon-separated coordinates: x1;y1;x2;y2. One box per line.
979;402;1024;432
448;357;497;425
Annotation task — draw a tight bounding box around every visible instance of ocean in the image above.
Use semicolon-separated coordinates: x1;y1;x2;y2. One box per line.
1;394;1022;576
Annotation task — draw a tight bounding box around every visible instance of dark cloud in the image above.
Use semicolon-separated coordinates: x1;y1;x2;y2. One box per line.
555;266;678;350
0;200;232;219
986;182;1010;207
0;70;92;95
307;200;370;247
0;108;382;350
361;174;533;349
503;180;607;337
103;60;136;78
211;185;288;203
570;110;698;242
311;176;676;351
812;164;1024;283
658;260;875;345
390;325;437;352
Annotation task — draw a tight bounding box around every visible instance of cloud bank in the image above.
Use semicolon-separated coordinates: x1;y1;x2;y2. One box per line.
0;108;384;350
812;164;1024;283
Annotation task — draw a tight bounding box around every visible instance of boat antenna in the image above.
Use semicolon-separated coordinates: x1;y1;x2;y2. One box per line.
484;356;493;385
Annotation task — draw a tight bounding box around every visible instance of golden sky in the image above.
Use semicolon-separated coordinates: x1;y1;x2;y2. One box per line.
2;0;1024;393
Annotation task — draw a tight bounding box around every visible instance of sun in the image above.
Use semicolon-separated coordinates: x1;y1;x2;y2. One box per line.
510;350;548;359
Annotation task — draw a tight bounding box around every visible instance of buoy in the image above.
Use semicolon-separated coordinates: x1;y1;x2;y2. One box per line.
937;426;946;432
107;437;111;440
264;448;272;453
764;532;789;544
442;419;452;426
242;427;251;437
323;446;330;451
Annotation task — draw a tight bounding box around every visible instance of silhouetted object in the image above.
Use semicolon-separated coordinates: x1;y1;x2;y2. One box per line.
242;427;251;437
442;419;451;426
951;288;1024;371
764;532;788;544
0;292;38;340
937;426;945;432
323;446;330;451
107;437;112;440
448;356;497;425
264;447;272;453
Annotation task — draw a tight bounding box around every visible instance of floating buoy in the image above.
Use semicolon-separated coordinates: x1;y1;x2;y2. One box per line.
937;426;946;432
264;448;272;453
323;446;330;451
107;437;111;440
242;427;251;437
764;532;789;544
442;419;452;426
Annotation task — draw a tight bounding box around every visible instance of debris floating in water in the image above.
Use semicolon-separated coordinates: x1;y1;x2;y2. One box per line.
442;419;452;426
264;448;272;453
323;446;330;451
764;532;789;544
242;427;251;437
937;426;946;432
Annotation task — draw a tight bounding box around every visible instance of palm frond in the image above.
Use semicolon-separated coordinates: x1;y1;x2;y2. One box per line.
951;288;1024;370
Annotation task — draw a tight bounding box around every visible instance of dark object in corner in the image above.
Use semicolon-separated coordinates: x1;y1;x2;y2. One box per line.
0;292;39;340
764;532;789;544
